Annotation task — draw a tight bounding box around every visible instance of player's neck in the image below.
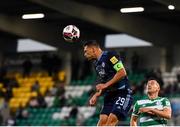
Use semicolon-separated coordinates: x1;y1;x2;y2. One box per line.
96;49;103;60
148;92;159;100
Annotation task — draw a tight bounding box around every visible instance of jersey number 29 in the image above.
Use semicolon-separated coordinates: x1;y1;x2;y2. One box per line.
116;97;125;106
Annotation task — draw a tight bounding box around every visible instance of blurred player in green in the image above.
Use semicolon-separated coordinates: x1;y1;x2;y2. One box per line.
130;79;172;126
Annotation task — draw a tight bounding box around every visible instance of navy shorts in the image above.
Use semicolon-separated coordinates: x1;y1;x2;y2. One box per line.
100;89;133;120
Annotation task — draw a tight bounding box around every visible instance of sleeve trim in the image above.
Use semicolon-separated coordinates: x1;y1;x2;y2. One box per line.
132;113;138;116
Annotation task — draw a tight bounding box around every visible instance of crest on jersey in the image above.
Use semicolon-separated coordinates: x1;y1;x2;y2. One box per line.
96;66;106;77
156;101;162;105
102;62;105;67
110;56;118;64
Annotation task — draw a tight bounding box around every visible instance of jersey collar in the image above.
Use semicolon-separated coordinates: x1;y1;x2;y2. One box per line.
97;51;104;61
148;96;160;101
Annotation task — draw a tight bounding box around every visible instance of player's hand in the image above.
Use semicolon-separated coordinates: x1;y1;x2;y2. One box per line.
96;83;108;91
89;95;97;106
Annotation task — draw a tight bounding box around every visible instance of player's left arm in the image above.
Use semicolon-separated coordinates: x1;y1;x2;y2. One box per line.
150;107;171;119
96;54;126;90
103;66;126;88
151;98;172;119
139;98;172;119
130;102;140;126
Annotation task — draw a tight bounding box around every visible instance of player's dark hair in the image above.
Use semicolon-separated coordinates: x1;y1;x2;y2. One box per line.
147;77;161;85
83;40;100;48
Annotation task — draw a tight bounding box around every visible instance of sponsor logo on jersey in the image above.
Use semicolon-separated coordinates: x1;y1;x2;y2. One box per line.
110;56;118;64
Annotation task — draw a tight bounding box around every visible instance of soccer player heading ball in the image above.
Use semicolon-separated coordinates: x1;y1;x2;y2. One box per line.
130;79;172;126
83;40;133;126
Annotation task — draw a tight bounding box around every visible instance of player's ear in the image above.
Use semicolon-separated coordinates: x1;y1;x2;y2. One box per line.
156;82;160;91
92;47;96;53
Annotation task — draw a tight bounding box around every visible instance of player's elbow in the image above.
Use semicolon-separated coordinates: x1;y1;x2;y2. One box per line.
130;121;137;127
130;116;138;127
165;109;172;119
118;68;127;77
163;113;171;119
166;114;171;119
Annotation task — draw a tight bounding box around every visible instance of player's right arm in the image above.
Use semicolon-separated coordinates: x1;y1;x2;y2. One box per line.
130;102;139;126
130;115;138;126
89;90;102;106
96;52;127;91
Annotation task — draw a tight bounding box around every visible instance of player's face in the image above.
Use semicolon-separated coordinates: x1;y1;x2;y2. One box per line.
84;46;96;60
146;80;160;93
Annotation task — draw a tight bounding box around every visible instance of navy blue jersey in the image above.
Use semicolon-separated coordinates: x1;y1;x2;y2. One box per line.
94;51;130;93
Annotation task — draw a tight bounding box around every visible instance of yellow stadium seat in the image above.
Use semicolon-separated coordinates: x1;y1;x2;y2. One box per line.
9;98;20;108
15;73;23;79
12;88;19;97
58;71;66;81
31;92;38;97
21;102;27;108
0;83;3;88
2;88;6;92
9;103;20;108
40;87;47;96
23;93;32;98
24;83;33;87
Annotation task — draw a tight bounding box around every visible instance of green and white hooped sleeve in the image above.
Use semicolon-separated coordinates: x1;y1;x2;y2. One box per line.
132;102;139;116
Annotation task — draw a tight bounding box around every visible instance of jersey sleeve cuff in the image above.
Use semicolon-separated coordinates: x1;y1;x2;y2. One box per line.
132;113;138;116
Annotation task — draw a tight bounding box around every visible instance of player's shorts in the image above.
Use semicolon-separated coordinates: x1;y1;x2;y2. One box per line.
100;89;133;120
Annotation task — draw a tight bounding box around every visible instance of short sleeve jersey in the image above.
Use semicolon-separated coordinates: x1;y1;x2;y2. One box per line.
132;96;171;126
94;51;130;92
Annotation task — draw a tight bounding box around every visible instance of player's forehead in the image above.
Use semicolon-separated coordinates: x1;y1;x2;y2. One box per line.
147;80;158;86
84;45;93;51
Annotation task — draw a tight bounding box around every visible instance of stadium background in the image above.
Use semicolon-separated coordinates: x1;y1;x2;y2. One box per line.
0;0;180;126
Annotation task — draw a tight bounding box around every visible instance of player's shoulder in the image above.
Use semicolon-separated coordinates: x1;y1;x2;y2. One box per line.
159;97;170;102
101;51;116;59
158;97;171;107
136;96;150;105
105;51;119;60
105;50;118;56
157;96;168;100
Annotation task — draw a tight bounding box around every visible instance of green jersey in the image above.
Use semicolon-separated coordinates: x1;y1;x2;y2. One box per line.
132;96;171;126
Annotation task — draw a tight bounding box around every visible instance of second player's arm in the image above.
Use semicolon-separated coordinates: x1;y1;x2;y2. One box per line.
150;107;171;119
139;107;171;119
130;115;138;127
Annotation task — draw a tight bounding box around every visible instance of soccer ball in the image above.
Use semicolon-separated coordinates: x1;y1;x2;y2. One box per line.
62;25;80;42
